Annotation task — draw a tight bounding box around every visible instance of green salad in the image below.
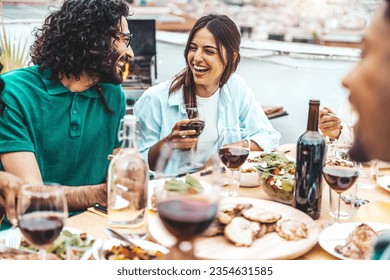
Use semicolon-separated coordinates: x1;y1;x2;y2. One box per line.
20;229;95;260
253;153;296;203
164;174;203;194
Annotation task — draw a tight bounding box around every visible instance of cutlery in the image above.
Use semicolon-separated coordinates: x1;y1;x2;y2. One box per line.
104;228;138;247
93;203;107;215
341;194;370;207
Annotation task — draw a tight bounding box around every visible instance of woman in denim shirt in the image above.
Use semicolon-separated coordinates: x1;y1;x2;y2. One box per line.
134;14;280;171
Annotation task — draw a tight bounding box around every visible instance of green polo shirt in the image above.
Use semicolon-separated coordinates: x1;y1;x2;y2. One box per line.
0;65;126;186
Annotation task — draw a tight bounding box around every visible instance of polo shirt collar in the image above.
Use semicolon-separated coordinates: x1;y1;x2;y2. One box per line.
42;68;100;99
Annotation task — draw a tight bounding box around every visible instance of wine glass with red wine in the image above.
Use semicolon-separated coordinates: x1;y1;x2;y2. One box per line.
322;157;359;225
179;103;205;172
17;183;68;260
155;180;220;259
217;127;250;196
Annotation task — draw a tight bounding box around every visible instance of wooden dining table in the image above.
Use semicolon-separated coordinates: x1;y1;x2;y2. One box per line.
66;149;390;260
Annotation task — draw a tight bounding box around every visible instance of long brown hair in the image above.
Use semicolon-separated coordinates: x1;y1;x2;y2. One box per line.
169;14;241;107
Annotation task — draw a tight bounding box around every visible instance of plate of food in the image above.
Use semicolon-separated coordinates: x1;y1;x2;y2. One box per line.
148;174;210;210
376;176;390;193
17;227;95;260
148;196;319;259
93;238;169;260
318;222;390;260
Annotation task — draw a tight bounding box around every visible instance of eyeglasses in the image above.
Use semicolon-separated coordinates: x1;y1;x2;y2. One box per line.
118;32;133;48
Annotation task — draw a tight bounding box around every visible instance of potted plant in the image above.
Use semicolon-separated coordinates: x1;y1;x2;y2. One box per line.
0;2;29;73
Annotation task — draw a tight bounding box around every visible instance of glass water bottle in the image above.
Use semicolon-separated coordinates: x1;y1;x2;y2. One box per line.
107;115;149;228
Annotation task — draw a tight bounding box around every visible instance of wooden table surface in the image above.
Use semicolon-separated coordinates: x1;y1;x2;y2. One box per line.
67;149;390;260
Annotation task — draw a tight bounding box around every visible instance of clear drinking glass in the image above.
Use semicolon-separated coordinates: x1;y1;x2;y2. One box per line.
217;127;250;196
179;103;205;172
17;183;68;260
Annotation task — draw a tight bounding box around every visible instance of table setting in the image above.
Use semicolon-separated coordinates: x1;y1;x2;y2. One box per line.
1;144;390;260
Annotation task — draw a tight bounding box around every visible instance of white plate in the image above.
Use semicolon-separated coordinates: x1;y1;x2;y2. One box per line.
376;176;390;193
93;237;169;260
318;222;390;260
148;196;319;260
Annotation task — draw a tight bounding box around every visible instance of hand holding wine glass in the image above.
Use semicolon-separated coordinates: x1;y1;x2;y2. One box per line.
217;127;250;196
17;183;68;260
179;103;205;172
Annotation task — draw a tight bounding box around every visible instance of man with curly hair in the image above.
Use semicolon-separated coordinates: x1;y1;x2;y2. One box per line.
0;0;135;228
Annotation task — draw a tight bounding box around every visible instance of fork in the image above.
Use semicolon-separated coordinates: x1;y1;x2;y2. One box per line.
5;228;21;249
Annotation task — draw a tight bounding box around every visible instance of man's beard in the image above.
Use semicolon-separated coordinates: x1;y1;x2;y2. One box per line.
349;125;371;163
99;66;123;85
98;54;125;85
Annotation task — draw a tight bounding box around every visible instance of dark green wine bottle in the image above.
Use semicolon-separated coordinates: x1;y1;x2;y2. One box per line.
293;99;326;220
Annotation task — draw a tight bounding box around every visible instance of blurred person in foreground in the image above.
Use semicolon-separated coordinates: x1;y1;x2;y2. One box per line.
344;0;390;259
0;0;134;229
134;14;280;171
346;0;390;163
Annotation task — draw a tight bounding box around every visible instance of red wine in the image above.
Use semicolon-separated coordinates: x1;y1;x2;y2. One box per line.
180;120;205;138
323;166;359;194
218;147;249;170
19;211;64;247
158;199;218;241
293;100;326;220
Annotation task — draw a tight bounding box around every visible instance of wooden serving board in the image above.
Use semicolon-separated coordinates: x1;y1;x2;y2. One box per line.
148;196;320;260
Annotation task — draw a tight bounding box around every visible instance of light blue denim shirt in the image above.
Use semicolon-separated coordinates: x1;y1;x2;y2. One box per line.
134;73;281;164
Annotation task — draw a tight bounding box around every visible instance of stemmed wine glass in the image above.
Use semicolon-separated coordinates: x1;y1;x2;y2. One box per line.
17;183;68;260
155;179;220;260
217;127;250;196
322;152;359;225
179;103;205;172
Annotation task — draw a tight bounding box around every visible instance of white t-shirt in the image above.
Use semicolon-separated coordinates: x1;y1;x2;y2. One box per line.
195;90;220;163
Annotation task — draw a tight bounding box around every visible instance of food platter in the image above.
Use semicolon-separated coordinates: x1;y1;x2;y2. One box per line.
318;222;390;260
92;237;169;260
376;175;390;193
148;196;319;260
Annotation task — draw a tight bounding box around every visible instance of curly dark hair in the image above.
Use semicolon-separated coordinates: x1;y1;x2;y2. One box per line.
169;14;241;107
31;0;130;81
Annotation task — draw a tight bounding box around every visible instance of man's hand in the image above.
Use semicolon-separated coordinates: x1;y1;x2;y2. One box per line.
319;107;342;140
0;172;27;225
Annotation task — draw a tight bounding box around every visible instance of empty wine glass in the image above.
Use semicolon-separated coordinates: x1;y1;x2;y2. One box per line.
179;103;205;172
322;153;359;225
17;183;68;260
217;127;250;196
